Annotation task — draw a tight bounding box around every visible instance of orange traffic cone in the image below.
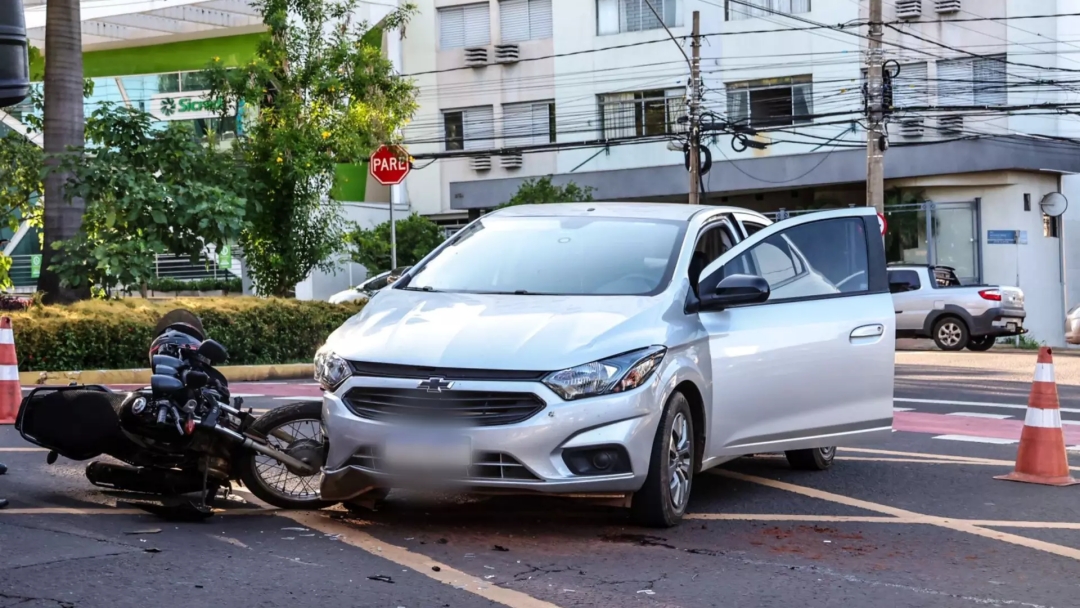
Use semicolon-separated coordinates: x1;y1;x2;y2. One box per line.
0;317;19;424
995;347;1078;486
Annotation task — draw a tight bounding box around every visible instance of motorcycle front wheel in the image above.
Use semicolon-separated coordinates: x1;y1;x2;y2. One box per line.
238;401;333;510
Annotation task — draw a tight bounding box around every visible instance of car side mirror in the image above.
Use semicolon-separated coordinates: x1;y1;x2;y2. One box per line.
700;274;771;311
151;374;185;394
197;339;228;365
889;280;914;294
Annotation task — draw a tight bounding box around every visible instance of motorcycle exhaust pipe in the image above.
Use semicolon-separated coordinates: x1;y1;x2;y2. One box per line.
208;424;318;476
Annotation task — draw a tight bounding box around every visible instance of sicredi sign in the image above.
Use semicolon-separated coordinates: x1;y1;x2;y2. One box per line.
149;91;233;121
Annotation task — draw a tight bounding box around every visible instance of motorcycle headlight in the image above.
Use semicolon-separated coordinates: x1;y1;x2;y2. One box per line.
315;349;351;391
543;347;666;401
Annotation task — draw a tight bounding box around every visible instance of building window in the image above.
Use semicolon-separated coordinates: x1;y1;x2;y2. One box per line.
500;0;553;42
1044;213;1061;238
726;0;810;21
599;89;685;139
444;106;495;151
597;0;679;35
439;3;491;49
503;101;556;146
725;76;813;127
937;56;1007;106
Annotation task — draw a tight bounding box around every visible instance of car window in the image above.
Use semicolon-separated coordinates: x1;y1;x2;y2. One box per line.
742;220;767;237
362;273;390;291
723;217;870;303
887;269;921;291
404;216;686;296
694;222;736;266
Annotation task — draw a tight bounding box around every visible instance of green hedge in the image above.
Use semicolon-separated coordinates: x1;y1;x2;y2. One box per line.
147;277;243;293
8;298;363;371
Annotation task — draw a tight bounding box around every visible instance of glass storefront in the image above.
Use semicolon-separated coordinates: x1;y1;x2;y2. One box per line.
885;194;981;284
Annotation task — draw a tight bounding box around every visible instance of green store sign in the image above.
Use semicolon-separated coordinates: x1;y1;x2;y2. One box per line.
160;96;225;117
152;91;233;121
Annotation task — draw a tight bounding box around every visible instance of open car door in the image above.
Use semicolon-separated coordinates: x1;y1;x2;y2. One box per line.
694;207;894;457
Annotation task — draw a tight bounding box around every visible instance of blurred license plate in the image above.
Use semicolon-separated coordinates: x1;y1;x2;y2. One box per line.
383;434;471;470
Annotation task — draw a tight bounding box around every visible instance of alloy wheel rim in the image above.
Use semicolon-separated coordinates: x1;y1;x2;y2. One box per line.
818;446;836;460
667;412;692;511
938;323;962;347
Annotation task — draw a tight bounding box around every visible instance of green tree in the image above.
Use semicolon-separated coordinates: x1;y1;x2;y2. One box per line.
0;129;44;289
203;0;418;296
500;175;595;208
347;213;443;275
50;104;247;296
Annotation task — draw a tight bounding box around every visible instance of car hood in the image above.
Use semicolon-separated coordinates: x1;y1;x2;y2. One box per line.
323;289;677;372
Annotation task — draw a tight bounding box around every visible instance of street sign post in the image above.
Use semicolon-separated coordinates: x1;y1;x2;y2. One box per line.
369;145;411;186
370;145;411;269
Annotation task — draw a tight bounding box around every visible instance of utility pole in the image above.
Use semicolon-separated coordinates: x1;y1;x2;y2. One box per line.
866;0;885;214
688;11;702;206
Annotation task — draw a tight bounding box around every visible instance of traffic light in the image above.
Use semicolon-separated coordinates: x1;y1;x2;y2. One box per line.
0;0;30;108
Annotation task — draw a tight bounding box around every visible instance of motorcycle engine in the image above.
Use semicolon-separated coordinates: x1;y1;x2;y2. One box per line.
119;393;196;444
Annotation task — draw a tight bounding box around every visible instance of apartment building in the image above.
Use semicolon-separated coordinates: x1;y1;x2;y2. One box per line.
401;0;1080;346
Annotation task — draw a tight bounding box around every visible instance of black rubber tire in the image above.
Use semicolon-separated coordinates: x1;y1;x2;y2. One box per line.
631;391;695;528
785;446;836;471
966;335;996;352
238;401;334;510
932;316;969;351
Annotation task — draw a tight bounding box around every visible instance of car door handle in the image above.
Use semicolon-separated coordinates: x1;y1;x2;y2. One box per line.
850;324;885;340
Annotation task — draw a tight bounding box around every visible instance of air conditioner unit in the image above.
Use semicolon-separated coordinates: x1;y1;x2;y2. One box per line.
471;155;492;171
494;44;520;64
895;0;922;18
939;114;963;134
935;0;961;14
464;47;489;67
500;151;523;169
899;118;925;137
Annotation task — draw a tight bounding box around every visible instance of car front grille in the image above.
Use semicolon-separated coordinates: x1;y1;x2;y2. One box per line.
342;387;545;427
348;447;542;482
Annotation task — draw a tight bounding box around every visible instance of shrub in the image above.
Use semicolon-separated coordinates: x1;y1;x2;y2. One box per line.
7;297;363;371
146;277;243;294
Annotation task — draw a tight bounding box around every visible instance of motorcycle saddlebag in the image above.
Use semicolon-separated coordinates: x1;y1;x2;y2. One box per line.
15;386;128;461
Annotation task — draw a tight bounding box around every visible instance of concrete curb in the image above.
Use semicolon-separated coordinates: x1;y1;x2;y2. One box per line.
22;363;314;386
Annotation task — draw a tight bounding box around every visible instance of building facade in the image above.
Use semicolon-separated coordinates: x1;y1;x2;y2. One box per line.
400;0;1080;346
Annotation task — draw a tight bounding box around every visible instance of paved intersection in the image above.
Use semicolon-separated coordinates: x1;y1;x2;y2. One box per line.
2;350;1080;608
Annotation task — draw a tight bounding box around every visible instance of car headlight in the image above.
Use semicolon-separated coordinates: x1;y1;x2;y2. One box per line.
543;347;666;401
315;349;351;391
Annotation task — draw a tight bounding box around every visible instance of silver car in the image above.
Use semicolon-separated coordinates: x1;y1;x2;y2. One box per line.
315;204;895;527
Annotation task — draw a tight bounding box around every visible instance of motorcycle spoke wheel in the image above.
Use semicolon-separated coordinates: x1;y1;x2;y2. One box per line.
253;418;324;502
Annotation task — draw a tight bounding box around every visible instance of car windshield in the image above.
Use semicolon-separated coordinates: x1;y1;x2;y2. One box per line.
403;215;686;296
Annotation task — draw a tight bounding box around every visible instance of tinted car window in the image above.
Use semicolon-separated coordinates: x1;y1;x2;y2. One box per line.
887;269;921;291
405;216;686;296
727;217;869;302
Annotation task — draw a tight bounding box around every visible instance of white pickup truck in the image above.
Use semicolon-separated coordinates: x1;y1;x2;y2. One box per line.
888;264;1026;351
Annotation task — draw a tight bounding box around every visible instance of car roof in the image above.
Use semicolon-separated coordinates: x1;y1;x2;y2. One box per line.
488;202;765;223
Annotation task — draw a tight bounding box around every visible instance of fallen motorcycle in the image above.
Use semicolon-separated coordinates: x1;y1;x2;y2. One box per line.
15;310;331;515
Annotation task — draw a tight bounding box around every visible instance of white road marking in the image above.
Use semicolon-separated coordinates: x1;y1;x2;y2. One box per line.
893;407;914;412
273;396;321;401
932;434;1017;445
946;412;1012;420
897;397;1080;415
1062;420;1080;426
230;393;265;398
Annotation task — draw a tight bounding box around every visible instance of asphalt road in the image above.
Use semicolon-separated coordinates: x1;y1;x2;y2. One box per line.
3;351;1080;608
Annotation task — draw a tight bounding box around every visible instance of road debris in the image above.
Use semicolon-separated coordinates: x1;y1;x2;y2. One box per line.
368;575;395;584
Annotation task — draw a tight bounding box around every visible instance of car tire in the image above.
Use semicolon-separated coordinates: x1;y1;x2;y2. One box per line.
933;317;969;351
966;335;996;352
785;446;836;471
631;391;695;528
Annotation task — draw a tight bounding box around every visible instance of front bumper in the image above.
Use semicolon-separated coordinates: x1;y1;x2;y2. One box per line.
320;376;666;502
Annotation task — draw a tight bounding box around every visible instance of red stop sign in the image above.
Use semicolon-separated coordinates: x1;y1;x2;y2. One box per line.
369;144;411;186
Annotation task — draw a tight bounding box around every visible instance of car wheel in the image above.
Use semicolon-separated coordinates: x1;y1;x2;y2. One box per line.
631;391;694;528
785;446;836;471
966;335;996;352
933;317;969;351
